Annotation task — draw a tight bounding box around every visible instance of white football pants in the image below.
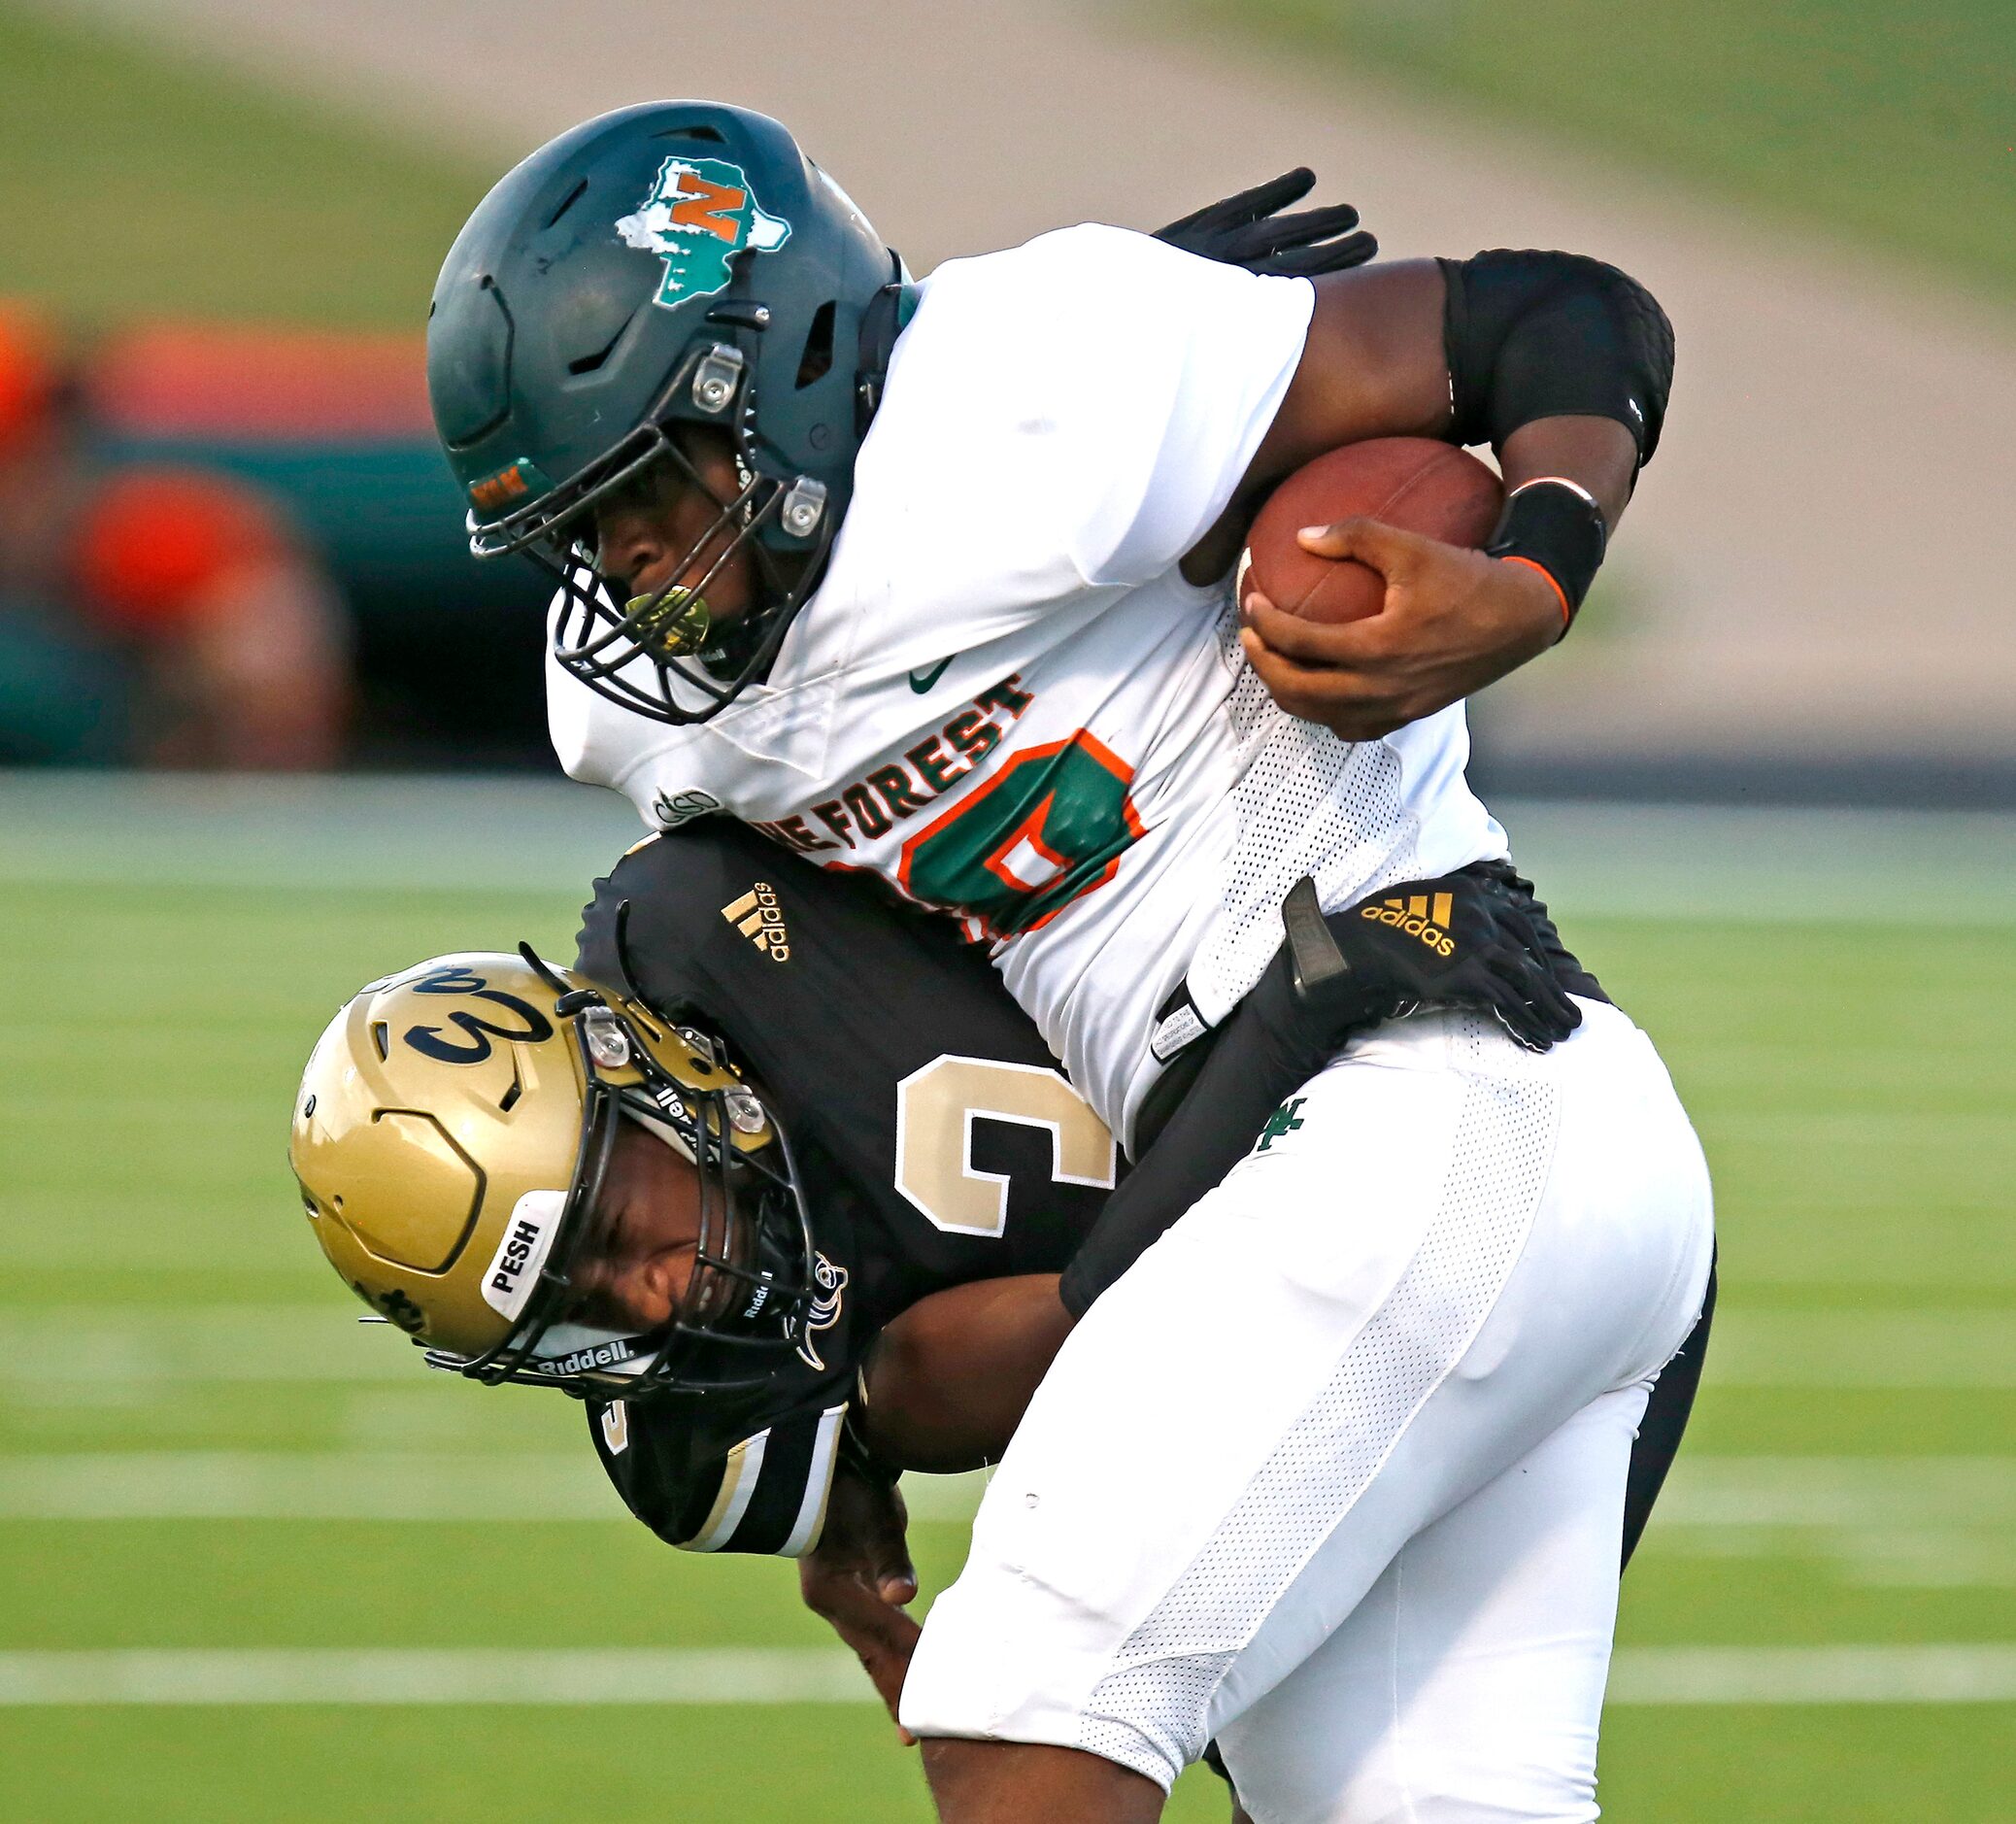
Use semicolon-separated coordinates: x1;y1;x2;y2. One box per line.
900;998;1714;1821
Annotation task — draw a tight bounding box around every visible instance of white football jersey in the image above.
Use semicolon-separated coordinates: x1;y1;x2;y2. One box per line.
552;224;1507;1147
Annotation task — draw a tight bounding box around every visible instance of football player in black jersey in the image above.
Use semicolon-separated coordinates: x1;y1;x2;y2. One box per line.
290;815;1708;1749
575;825;1704;1732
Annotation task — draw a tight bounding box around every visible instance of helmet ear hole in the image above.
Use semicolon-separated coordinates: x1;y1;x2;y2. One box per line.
566;312;635;377
794;301;837;389
542;178;589;230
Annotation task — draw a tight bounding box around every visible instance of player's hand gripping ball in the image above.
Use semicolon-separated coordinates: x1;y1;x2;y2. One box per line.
1240;437;1502;625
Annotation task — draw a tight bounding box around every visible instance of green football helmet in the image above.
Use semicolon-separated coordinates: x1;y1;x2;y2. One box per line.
428;101;902;725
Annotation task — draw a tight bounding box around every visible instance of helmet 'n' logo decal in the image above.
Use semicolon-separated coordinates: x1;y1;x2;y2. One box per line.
616;156;791;309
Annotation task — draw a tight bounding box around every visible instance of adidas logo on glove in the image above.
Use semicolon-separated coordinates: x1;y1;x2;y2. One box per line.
1361;893;1456;959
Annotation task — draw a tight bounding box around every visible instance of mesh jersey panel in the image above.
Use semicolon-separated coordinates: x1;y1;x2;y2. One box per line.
1080;1048;1560;1776
1184;609;1425;1023
1079;1651;1237;1788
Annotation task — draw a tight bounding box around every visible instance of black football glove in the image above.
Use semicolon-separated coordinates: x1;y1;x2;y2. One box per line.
1153;167;1378;277
1281;872;1583;1055
1062;868;1582;1313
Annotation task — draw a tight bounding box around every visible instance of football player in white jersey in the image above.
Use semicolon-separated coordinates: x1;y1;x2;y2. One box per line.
429;104;1712;1823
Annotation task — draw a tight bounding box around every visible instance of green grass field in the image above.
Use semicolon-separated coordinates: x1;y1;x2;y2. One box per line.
1177;0;2016;300
1;787;2010;1821
0;3;488;326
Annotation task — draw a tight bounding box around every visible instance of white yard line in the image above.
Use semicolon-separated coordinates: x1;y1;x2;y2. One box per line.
1656;1457;2016;1528
9;1306;2011;1389
0;1307;430;1385
0;1647;870;1706
1707;1312;2016;1389
1652;1458;2016;1588
0;1645;2007;1706
0;774;643;895
11;1450;2007;1587
1605;1646;2016;1706
5;1455;2011;1587
0;1449;991;1525
3;1453;2011;1528
1495;801;2016;926
0;1453;619;1521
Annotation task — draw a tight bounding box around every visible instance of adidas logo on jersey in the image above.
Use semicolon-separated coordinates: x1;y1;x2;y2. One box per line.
1361;893;1457;958
722;883;790;961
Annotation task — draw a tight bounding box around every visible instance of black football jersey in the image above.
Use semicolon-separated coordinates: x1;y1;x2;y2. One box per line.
574;819;1120;1556
571;824;1698;1568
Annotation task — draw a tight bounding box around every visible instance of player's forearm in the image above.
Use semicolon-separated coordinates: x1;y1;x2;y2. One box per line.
1497;416;1638;533
857;1274;1076;1474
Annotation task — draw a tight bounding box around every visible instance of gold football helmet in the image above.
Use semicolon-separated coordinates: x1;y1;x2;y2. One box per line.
288;948;816;1397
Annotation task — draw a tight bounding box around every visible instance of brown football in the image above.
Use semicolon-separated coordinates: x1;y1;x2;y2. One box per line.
1243;438;1503;624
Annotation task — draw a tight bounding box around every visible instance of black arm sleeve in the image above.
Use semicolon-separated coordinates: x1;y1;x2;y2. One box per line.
1058;939;1340;1316
1440;249;1675;466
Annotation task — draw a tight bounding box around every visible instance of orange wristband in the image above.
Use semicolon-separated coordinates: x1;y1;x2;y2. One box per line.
1497;554;1573;630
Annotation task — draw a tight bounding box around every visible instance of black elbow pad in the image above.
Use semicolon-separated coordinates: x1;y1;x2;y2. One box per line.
1440;249;1674;466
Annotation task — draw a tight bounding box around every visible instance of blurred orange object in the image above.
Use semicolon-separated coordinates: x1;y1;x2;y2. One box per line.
0;303;62;455
89;322;429;440
72;468;288;633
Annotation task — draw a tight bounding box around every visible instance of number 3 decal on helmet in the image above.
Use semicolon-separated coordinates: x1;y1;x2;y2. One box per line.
289;950;822;1399
401;965;555;1064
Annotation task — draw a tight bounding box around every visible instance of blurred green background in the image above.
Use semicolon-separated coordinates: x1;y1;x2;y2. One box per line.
1183;0;2016;298
0;3;486;327
8;0;2010;328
